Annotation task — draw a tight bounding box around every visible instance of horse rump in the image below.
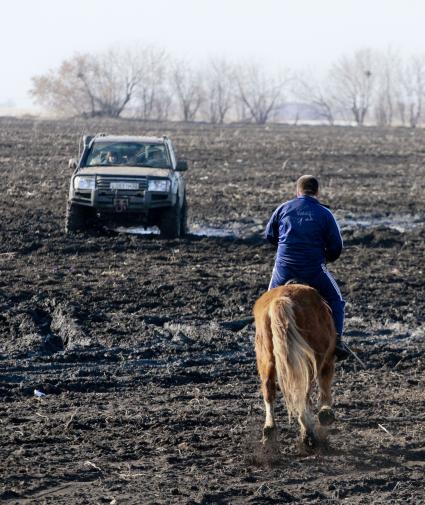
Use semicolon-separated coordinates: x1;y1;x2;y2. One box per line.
254;284;336;449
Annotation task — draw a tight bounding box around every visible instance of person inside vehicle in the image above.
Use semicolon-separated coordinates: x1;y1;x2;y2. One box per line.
265;175;349;361
133;147;147;165
146;147;166;166
106;151;119;164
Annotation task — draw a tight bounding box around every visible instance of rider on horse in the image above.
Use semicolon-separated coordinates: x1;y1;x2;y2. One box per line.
265;175;349;361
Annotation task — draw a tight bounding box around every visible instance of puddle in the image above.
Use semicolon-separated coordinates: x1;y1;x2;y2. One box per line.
337;213;425;233
116;224;237;238
189;225;236;238
115;214;425;238
115;226;160;235
345;317;425;345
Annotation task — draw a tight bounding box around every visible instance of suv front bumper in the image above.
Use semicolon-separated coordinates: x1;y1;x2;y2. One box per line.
70;188;174;212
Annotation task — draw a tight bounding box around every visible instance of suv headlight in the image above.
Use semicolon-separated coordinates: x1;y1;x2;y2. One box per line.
74;176;95;190
148;179;170;192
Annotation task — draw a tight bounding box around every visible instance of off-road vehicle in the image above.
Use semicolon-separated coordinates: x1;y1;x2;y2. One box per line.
66;134;188;237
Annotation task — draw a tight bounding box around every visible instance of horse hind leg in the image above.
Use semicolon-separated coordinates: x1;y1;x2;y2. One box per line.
317;360;335;426
298;389;317;451
316;359;336;445
260;362;278;444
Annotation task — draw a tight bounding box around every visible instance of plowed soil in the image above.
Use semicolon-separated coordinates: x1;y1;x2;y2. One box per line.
1;118;425;504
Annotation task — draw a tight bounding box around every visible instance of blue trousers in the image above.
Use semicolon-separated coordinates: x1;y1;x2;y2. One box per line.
269;263;345;336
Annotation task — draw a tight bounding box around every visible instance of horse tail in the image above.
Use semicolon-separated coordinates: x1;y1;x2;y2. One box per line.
269;296;317;420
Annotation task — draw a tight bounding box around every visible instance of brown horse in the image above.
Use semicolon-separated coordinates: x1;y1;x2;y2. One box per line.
254;283;336;449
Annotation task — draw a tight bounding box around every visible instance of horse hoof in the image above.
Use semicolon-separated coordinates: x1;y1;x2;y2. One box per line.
262;425;277;444
318;407;335;426
299;431;317;453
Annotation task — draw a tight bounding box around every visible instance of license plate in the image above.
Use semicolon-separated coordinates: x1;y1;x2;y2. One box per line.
110;182;139;190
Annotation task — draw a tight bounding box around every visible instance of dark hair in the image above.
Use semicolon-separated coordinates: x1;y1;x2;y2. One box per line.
296;175;319;196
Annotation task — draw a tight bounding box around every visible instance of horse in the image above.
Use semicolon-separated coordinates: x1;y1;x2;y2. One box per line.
253;283;336;449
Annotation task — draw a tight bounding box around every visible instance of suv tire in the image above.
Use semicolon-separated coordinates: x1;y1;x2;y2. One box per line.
159;197;182;238
180;195;188;237
65;203;94;234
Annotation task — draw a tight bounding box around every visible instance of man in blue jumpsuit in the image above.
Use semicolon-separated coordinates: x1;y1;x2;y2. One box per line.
265;175;349;360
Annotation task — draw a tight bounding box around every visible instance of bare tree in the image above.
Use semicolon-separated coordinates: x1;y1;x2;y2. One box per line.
233;96;251;122
151;86;173;121
202;58;236;123
373;49;402;126
31;48;146;118
329;49;376;125
397;54;425;128
31;54;94;116
133;46;172;120
236;63;284;124
294;71;335;125
172;61;204;121
79;48;145;117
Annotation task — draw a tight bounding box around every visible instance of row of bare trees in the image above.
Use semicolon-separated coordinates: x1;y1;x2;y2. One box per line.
296;48;425;127
31;46;425;127
31;47;284;124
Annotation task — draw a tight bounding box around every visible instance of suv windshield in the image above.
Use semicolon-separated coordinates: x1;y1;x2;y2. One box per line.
84;142;171;169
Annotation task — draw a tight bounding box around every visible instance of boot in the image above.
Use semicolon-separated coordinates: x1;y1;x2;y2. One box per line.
335;334;349;361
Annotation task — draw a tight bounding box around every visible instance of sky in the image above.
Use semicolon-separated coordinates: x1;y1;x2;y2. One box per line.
2;0;425;109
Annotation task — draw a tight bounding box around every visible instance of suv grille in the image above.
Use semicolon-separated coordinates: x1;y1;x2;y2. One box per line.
96;176;148;192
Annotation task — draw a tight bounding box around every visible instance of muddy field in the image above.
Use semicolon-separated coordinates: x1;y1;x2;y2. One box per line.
1;117;425;504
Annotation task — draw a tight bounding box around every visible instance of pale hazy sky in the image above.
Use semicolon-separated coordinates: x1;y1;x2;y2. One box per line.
2;0;425;108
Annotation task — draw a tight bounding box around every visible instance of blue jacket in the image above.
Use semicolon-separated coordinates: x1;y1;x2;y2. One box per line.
265;195;343;273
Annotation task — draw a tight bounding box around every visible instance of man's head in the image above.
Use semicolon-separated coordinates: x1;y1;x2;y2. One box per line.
107;151;118;164
296;175;319;197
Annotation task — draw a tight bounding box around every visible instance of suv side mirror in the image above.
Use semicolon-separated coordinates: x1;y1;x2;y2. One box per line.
68;158;78;170
176;160;188;171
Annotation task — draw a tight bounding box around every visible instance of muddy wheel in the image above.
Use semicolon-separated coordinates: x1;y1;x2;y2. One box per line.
159;198;181;238
180;195;188;237
65;203;94;234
